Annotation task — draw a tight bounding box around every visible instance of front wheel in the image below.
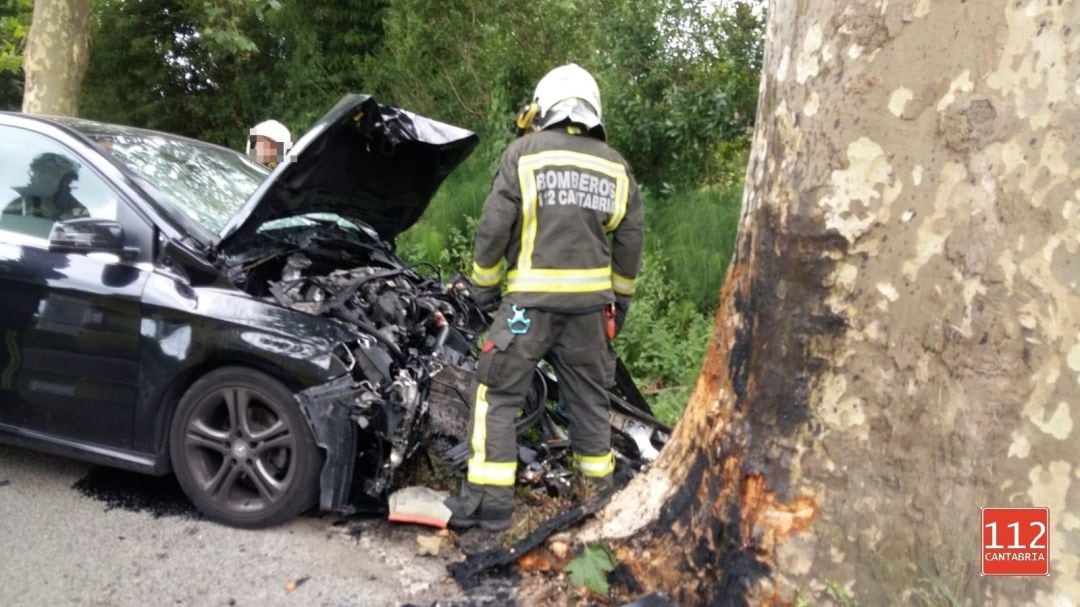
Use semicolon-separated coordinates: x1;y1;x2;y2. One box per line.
169;367;321;528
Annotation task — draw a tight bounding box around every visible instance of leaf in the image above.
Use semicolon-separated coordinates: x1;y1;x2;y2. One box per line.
564;543;617;596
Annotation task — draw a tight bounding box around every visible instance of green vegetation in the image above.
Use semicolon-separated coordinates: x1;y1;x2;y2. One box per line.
648;183;744;312
794;582;859;607
4;0;764;423
614;251;715;425
565;543;618;596
385;2;761;422
0;0;32;110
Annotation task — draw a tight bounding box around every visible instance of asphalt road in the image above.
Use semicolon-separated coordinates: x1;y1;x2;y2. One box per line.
0;444;494;607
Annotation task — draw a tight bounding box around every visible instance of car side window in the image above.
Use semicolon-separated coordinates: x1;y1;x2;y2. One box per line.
0;125;121;241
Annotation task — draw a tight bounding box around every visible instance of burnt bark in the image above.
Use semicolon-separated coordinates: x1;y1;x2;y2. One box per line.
561;1;1080;605
21;0;91;116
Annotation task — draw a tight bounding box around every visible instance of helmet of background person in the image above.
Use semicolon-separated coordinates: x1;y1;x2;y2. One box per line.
15;153;80;198
246;119;293;163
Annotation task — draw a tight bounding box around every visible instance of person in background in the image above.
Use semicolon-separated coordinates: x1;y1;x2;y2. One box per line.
247;119;292;168
3;152;89;221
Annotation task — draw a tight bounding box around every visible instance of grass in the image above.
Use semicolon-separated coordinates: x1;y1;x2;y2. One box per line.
647;184;743;313
794;581;858;607
397;141;500;267
613;251;713;426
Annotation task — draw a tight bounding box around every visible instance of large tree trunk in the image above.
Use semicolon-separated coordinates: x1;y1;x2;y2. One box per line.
570;0;1079;604
21;0;90;116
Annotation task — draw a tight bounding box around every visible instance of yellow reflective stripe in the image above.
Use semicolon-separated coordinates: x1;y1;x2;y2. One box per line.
517;160;540;271
469;384;489;462
514;152;628;233
574;451;615;477
604;173;629;233
471;261;503;287
507;267;613;293
467;461;517;486
521;150;626;175
466;384;518;486
515;151;630;267
514;267;611;278
611;272;636;296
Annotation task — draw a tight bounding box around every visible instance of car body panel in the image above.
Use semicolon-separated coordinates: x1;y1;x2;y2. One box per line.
133;271;358;459
0;240;146;449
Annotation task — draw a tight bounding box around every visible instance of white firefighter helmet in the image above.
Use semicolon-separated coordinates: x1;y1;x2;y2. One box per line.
246;119;292;155
531;63;604;137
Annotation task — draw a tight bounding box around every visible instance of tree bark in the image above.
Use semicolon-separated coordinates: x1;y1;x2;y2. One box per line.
562;1;1080;604
21;0;90;116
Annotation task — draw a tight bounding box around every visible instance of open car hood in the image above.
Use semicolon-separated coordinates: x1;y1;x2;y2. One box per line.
217;94;478;249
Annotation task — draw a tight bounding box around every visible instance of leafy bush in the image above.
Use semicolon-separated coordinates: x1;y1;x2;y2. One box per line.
365;0;764;190
615;252;713;426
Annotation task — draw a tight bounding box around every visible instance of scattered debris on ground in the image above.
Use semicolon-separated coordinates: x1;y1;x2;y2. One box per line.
389;486;452;528
416;534;445;557
447;490;615;590
284;576;310;592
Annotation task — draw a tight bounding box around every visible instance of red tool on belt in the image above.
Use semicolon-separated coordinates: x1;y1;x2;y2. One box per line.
604;303;616;340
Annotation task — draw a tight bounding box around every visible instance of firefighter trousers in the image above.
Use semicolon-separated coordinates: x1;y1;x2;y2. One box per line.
463;300;616;510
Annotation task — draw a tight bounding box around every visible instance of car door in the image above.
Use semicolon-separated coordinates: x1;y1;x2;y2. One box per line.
0;124;153;450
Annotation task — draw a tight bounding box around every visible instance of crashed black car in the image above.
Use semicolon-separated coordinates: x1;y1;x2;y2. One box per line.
0;95;474;526
0;95;666;528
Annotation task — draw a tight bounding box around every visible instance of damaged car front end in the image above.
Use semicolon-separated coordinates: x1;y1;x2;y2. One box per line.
238;233;492;512
11;94;668;527
212;95;492;513
212;94;670;516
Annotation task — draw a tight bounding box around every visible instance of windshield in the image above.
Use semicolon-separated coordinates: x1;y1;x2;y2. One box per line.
68;121;267;233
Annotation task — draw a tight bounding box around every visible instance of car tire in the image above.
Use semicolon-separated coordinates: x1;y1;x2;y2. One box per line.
169;367;321;528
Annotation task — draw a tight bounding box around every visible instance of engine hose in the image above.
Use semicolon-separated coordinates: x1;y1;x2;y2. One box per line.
329;268;408;308
412;299;451;351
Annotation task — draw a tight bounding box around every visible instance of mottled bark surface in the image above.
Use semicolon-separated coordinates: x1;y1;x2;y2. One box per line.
21;0;90;116
576;1;1080;605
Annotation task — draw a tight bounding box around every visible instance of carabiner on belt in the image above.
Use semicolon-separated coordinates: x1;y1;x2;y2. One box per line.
507;304;531;335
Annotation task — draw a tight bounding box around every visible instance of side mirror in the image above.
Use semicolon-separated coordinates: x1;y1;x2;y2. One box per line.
48;217;133;258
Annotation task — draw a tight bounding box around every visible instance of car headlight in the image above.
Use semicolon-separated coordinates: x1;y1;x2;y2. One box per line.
329;342;357;376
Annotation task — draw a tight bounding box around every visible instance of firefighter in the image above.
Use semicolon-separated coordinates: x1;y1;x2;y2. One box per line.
246;119;292;168
2;153;89;221
445;64;644;531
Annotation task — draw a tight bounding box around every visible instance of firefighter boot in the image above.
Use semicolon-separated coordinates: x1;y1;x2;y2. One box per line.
444;484;513;532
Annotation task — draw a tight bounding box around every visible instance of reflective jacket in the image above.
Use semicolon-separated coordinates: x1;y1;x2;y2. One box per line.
471;128;644;309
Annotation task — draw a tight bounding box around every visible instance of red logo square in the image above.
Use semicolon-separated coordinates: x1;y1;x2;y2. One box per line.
981;507;1050;576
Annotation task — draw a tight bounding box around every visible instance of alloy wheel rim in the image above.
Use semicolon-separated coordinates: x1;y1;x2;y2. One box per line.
183;386;297;513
